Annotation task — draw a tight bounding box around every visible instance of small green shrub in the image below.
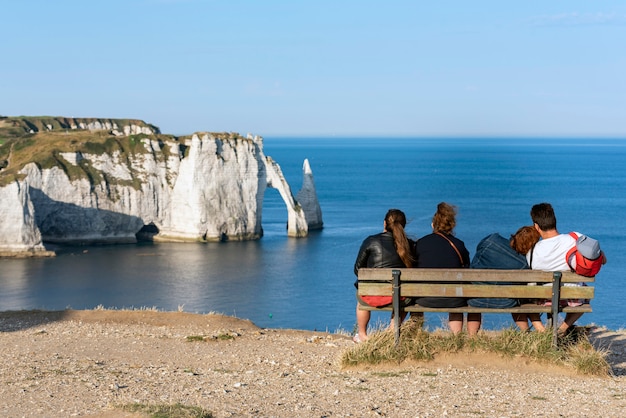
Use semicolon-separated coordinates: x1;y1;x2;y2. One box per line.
186;335;205;342
121;403;212;418
185;332;236;342
217;332;235;340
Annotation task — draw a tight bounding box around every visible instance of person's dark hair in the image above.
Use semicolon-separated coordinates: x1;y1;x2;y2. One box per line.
384;209;414;268
530;202;557;231
432;202;457;235
510;225;540;255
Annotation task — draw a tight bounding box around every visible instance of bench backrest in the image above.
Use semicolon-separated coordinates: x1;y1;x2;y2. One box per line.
357;268;594;300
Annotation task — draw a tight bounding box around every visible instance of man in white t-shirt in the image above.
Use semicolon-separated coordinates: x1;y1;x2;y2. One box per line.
527;202;582;335
528;231;576;272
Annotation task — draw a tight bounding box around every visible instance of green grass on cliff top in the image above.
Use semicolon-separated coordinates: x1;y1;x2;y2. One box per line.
0;116;253;187
0;130;163;186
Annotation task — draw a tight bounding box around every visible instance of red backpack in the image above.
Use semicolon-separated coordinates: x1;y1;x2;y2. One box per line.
566;232;604;277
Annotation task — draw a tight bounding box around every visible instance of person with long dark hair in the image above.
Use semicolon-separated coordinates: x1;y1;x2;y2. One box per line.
353;209;415;343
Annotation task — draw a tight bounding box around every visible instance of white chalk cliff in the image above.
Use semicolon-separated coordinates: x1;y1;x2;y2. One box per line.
0;119;322;255
296;159;323;231
0;180;46;254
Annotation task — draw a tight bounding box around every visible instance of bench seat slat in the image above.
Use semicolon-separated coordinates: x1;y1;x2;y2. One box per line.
357;283;392;295
357;303;593;314
399;284;549;298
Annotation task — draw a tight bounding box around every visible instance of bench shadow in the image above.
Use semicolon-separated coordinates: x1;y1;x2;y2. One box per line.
587;326;626;376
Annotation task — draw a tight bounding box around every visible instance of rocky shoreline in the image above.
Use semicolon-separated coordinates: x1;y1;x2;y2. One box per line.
1;309;625;417
0;249;56;258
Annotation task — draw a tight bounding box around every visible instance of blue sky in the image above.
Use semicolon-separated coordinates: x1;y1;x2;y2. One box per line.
2;1;625;137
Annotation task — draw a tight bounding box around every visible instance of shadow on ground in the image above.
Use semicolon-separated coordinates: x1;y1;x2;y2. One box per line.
0;310;71;332
588;326;626;376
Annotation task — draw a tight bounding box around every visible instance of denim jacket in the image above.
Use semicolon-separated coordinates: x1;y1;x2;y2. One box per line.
470;233;528;271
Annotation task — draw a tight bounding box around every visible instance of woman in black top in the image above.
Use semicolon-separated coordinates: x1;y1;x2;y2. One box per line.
414;202;472;334
353;209;414;343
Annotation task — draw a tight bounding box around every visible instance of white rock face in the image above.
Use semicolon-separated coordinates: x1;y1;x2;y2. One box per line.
0;132;323;253
265;157;308;238
296;159;323;230
76;121;156;136
21;163;147;243
162;133;266;241
0;180;45;252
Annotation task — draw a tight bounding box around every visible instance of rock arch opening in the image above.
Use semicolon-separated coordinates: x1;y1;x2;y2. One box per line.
136;223;160;242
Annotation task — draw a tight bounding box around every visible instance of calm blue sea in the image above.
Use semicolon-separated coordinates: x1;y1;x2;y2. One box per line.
1;138;625;332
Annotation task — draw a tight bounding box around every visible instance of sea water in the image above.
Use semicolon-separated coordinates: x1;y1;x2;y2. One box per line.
1;138;624;332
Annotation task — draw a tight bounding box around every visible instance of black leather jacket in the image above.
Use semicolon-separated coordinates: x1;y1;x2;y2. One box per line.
353;232;410;286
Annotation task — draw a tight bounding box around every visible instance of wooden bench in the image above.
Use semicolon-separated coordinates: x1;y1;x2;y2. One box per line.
357;268;594;346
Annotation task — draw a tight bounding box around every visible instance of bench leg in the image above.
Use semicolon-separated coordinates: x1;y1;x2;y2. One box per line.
392;270;401;347
550;272;562;347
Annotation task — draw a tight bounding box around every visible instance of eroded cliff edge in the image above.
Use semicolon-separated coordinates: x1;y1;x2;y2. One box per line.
0;116;323;256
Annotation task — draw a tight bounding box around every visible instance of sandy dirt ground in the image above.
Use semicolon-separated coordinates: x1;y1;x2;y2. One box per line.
1;309;625;417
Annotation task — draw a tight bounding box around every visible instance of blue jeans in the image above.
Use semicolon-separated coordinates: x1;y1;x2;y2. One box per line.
467;297;519;309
